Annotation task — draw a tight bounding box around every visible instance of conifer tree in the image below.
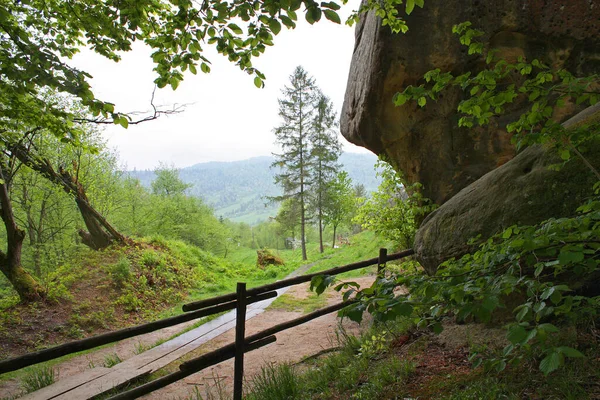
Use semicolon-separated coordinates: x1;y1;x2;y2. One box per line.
309;93;341;253
272;66;318;261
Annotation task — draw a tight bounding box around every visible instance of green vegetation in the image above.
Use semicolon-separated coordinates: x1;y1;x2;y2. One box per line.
20;366;58;394
246;313;598;400
269;292;327;314
102;353;123;368
129;154;381;225
245;318;416;400
272;66;337;260
353;160;437;249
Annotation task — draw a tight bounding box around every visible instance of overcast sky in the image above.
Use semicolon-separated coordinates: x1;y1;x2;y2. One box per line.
70;1;369;170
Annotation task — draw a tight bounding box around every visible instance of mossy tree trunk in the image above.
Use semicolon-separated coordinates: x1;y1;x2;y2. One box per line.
0;159;45;302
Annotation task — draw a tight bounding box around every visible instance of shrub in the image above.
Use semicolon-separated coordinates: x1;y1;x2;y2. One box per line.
110;257;132;288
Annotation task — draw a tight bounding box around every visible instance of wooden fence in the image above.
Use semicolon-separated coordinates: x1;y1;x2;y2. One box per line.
0;248;413;399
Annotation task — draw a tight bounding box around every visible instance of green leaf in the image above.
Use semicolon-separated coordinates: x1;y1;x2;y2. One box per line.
418;97;426;107
481;296;498;311
538;323;559;333
280;16;295;28
405;0;415;14
556;346;584;358
539;351;562;375
495;359;507;372
323;9;341;24
228;23;243;35
507;325;527;344
534;264;543;277
558;250;584;265
515;305;530;322
394;93;409;106
254;76;264;88
392;302;413;317
341;303;365;323
170;76;180;90
320;1;341;10
540;287;555;300
310;275;324;293
305;7;322;24
117;116;129;129
268;19;282;35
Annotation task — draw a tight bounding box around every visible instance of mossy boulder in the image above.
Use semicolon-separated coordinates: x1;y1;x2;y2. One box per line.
256;249;284;269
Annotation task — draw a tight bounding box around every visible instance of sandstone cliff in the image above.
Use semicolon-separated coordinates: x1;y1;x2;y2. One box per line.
341;0;600;205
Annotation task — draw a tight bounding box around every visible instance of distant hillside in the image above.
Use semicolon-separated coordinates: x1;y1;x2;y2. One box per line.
128;152;381;225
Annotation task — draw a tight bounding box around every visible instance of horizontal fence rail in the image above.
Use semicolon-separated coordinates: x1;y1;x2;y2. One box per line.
0;247;414;400
106;335;277;400
183;249;414;312
108;300;356;400
0;291;278;374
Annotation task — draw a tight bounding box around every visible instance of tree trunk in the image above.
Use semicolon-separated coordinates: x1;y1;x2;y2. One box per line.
75;197;113;250
0;161;45;302
299;107;308;261
6;141;126;250
319;217;323;253
318;187;323;253
332;225;337;249
300;198;307;261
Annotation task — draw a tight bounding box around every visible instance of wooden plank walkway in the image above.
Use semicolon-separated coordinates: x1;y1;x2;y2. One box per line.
21;262;316;400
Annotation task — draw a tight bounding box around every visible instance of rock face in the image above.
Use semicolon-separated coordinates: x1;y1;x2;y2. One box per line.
341;0;600;205
414;104;600;274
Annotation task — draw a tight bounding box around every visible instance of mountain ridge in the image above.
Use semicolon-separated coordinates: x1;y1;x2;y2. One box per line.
127;152;381;225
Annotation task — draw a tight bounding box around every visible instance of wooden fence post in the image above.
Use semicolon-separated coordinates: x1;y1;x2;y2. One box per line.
377;248;387;278
233;282;247;400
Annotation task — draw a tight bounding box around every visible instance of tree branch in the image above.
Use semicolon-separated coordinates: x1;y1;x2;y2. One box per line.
73;86;187;125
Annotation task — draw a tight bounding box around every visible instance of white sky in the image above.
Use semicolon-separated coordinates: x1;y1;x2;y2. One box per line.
70;1;370;170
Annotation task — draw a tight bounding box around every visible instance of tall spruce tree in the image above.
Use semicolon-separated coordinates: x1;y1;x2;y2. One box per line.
272;66;318;261
309;93;341;253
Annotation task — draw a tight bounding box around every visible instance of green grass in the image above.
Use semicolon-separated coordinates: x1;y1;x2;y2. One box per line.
268;292;327;314
305;231;395;278
0;230;394;395
20;365;58;394
245;318;416;400
102;353;122;368
246;363;301;400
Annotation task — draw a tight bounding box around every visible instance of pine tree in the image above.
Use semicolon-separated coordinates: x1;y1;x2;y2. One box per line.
272;66;318;261
309;93;341;253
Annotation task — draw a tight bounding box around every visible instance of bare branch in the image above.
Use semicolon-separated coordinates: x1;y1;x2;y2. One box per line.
73;86;188;125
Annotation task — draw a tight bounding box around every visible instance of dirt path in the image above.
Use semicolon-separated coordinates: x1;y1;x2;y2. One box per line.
141;276;375;400
1;260;327;399
1;258;373;400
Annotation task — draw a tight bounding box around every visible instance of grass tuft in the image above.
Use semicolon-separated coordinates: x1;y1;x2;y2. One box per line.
20;365;58;393
246;363;301;400
103;352;123;368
